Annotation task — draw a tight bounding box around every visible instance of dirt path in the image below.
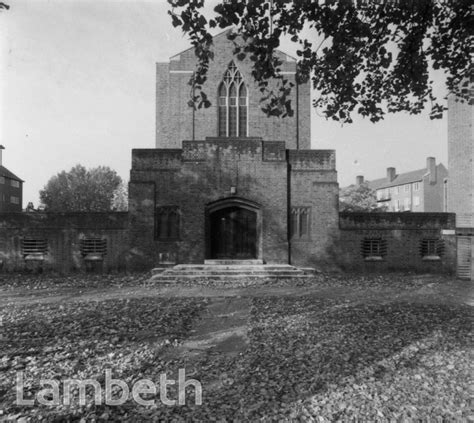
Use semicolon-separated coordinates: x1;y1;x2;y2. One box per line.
1;277;473;307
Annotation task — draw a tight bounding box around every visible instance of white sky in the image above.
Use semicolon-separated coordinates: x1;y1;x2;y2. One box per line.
1;0;448;206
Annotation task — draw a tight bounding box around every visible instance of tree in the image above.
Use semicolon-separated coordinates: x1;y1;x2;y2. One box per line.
111;181;129;211
39;165;123;212
339;182;386;212
167;0;471;123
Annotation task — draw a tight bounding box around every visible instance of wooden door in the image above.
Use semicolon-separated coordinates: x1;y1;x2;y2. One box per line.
210;206;257;259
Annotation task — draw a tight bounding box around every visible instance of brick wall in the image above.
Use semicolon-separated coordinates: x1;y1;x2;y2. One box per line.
332;212;456;273
0;179;23;212
129;140;338;270
156;30;311;150
423;164;448;212
288;150;339;267
447;91;473;220
0;209;456;275
0;212;129;273
130;138;291;268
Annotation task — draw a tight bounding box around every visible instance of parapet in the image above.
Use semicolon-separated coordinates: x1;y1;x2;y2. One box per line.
339;212;456;230
288;150;336;170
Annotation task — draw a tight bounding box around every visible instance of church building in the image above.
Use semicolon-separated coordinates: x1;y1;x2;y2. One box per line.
128;31;339;269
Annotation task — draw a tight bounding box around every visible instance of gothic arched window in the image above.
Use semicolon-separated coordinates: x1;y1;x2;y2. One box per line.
156;206;180;240
218;62;248;137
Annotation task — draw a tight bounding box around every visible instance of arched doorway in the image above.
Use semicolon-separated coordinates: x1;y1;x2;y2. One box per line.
206;198;261;260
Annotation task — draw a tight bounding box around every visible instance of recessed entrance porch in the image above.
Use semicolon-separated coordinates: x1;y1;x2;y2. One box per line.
205;198;262;261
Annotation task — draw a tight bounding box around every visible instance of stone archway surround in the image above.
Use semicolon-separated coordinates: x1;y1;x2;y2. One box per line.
205;197;263;260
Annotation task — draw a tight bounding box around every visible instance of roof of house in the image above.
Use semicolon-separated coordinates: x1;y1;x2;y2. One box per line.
0;165;24;182
368;168;428;190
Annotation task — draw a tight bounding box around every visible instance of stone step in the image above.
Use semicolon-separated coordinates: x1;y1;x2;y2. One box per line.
204;259;264;265
151;265;301;275
157;272;306;278
171;264;303;271
149;263;313;283
152;274;313;283
162;267;305;273
159;272;307;278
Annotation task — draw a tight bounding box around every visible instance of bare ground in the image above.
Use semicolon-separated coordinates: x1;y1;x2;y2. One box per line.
0;272;472;421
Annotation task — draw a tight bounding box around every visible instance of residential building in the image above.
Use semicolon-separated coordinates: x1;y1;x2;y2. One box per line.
0;146;23;212
366;157;448;212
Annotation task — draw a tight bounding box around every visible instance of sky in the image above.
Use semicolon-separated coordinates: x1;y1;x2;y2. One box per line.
0;0;449;207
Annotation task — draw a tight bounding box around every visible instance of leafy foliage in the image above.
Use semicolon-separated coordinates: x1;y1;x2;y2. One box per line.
167;0;471;122
39;165;123;212
339;181;385;212
111;181;128;211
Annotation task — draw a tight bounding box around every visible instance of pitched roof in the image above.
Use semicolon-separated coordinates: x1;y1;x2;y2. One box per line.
169;28;296;62
368;168;428;190
169;28;232;59
0;165;24;182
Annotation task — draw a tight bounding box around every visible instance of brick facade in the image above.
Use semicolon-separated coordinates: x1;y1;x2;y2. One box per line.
0;210;456;274
447;72;474;280
0;30;458;276
127;29;457;273
129;139;338;269
126;30;336;269
333;213;456;274
447;92;473;224
367;158;448;212
156;30;310;150
0;147;23;212
0;213;129;273
0;176;23;213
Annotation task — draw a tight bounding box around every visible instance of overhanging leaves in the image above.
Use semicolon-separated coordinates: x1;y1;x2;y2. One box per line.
167;0;471;123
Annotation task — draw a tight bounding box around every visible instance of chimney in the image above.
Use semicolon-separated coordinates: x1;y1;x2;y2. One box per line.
0;145;4;167
386;167;396;182
356;175;364;186
427;156;436;184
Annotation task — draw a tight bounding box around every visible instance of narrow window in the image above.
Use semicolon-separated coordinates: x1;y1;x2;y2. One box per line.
0;176;4;184
361;238;387;261
299;210;309;237
420;239;444;260
404;198;411;210
80;237;107;257
218;83;227;137
218;62;248;137
290;211;298;239
443;179;448;212
238;84;247;137
290;207;311;240
156;206;180;240
22;238;48;259
229;82;238;136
